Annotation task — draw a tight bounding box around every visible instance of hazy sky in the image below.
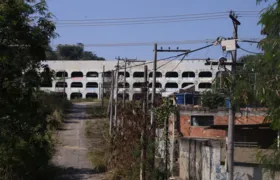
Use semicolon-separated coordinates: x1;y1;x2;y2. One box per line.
47;0;270;60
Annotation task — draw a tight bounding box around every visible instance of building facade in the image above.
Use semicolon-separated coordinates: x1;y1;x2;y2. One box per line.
41;60;225;100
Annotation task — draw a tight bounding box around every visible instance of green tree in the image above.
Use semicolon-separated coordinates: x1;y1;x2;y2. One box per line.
45;45;58;60
0;0;57;179
245;0;280;176
47;43;105;60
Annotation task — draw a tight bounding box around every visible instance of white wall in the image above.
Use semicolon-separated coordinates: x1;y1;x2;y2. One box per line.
40;60;230;100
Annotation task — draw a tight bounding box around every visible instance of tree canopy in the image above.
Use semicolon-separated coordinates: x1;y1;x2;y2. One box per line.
0;0;68;179
46;43;105;60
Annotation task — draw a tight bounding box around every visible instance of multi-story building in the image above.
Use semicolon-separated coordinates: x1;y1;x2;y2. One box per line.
41;59;226;100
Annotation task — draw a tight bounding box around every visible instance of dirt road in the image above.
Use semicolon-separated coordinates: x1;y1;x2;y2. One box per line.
52;102;104;180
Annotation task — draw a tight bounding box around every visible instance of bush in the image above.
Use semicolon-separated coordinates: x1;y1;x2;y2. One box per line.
0;91;72;180
201;91;225;109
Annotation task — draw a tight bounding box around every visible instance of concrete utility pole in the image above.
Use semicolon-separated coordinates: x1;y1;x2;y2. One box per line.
151;43;158;173
123;59;127;106
227;11;240;180
140;65;148;180
109;70;115;135
63;71;66;99
114;57;120;128
151;43;157;125
102;65;105;108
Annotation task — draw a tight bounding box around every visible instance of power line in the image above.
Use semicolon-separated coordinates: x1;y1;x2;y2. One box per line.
52;38;262;47
157;57;178;70
56;15;258;28
56;16;228;27
239;46;263;55
57;14;230;25
56;11;257;22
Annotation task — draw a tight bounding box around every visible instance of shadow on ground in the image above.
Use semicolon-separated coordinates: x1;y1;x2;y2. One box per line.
41;164;103;180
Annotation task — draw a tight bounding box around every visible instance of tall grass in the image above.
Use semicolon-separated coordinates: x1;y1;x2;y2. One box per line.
85;119;110;173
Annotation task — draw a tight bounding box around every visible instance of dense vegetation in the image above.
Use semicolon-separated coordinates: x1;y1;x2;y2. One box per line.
0;0;71;179
46;43;105;60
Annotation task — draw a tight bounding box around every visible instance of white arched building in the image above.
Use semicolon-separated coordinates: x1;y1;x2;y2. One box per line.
41;60;229;100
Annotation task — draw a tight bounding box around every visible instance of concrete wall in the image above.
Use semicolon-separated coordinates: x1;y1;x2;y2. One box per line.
179;138;279;180
40;60;229;100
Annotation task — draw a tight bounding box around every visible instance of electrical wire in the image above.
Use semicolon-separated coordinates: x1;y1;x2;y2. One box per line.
56;15;230;25
51;38;261;48
56;11;255;22
157;57;178;70
55;14;258;28
239;46;263;55
170;54;188;71
56;16;229;27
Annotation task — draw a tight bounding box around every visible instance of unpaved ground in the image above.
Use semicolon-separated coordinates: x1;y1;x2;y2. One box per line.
52;102;105;180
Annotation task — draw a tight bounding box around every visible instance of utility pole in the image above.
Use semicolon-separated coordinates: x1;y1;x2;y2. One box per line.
109;70;115;135
227;11;240;180
151;43;158;173
63;71;66;99
102;65;105;108
151;43;157;125
123;59;127;106
114;57;120;128
140;65;148;180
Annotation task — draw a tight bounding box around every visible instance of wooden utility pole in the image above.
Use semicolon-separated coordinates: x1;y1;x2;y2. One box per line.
102;65;105;108
227;11;240;180
109;70;115;135
123;59;127;106
114;57;120;128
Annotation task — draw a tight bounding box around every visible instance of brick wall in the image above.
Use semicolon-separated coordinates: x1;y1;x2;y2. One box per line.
178;111;265;138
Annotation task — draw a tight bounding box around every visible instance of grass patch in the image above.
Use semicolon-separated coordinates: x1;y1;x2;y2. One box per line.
85;119;110;174
86;105;107;119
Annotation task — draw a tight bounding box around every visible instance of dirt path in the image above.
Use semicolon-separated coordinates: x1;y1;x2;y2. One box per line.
52;102;104;180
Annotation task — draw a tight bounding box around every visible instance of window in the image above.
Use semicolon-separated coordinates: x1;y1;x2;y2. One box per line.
71;93;82;99
56;82;67;88
86;82;98;88
133;82;143;88
86;93;98;99
71;71;83;78
133;72;144;78
133;93;144;100
199;83;212;89
71;82;83;88
149;72;162;78
149;82;162;88
182;71;195;78
182;83;194;88
165;83;178;88
118;82;130;88
165;72;178;78
56;71;68;78
86;71;98;78
199;71;212;78
119;72;130;77
191;116;214;126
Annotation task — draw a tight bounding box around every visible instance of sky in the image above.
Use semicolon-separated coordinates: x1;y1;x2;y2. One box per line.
47;0;271;60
